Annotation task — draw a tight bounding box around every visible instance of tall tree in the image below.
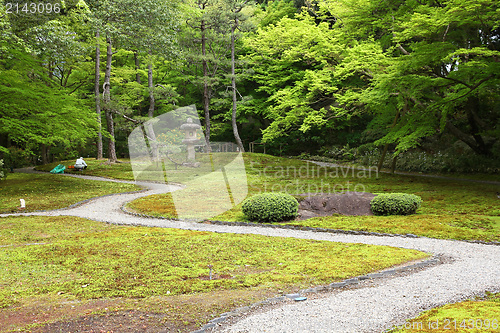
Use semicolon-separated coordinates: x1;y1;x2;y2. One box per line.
89;0;179;162
184;0;230;152
227;0;252;152
243;14;344;143
103;36;118;162
0;41;98;157
1;1;98;161
95;29;103;159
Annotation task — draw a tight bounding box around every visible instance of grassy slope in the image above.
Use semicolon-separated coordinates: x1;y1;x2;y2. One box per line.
0;215;428;332
0;173;140;213
128;153;500;242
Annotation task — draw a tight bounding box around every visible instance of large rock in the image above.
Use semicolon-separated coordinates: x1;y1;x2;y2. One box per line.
296;192;376;220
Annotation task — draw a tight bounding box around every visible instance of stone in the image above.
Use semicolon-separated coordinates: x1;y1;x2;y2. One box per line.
366;273;385;279
296;192;377;219
209;317;228;324
343;278;359;284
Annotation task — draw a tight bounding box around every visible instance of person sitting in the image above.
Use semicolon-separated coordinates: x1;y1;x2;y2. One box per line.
75;157;87;171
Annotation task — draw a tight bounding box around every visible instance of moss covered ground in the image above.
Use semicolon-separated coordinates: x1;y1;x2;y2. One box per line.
0;215;428;331
5;154;498;331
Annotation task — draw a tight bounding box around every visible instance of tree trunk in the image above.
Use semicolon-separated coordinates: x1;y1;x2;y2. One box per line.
377;108;401;172
201;18;212;153
134;51;141;84
231;20;244;152
390;154;398;174
147;56;158;161
148;60;155;118
41;144;49;164
445;120;492;156
95;29;103;160
104;37;117;163
466;97;491;156
377;144;389;172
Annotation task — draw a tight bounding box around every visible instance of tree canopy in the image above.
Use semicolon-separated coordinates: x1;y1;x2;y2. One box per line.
1;0;498;167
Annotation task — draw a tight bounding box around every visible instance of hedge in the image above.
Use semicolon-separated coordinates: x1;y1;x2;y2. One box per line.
370;193;422;216
242;192;299;222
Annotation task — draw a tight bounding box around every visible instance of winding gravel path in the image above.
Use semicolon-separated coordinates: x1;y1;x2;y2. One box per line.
2;171;499;332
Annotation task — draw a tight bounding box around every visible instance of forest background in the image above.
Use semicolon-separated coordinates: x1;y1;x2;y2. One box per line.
1;0;499;174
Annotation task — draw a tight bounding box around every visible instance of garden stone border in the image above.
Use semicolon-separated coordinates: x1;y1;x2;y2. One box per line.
191;255;445;333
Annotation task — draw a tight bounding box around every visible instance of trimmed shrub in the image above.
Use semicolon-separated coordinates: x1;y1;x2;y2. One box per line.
242;192;299;222
370;193;422;216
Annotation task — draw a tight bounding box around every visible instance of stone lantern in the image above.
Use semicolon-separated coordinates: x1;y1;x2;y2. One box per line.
180;118;201;161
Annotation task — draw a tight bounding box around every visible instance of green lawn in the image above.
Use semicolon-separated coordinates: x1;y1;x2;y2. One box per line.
128;153;500;242
0;173;140;213
0;215;428;331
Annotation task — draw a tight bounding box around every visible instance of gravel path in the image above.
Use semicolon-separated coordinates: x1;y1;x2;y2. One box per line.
2;171;500;333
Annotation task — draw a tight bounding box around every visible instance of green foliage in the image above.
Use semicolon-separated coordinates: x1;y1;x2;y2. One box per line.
359;147;500;174
0;32;98;155
258;0;297;27
318;144;358;161
322;0;500;156
2;0;499;163
91;0;179;55
242;192;298;222
370;193;423;216
3;147;32;169
244;15;345;144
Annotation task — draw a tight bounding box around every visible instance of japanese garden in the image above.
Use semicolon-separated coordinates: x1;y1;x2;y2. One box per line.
0;0;499;331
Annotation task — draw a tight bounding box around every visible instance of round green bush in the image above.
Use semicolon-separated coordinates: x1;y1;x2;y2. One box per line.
370;193;422;216
242;192;299;222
